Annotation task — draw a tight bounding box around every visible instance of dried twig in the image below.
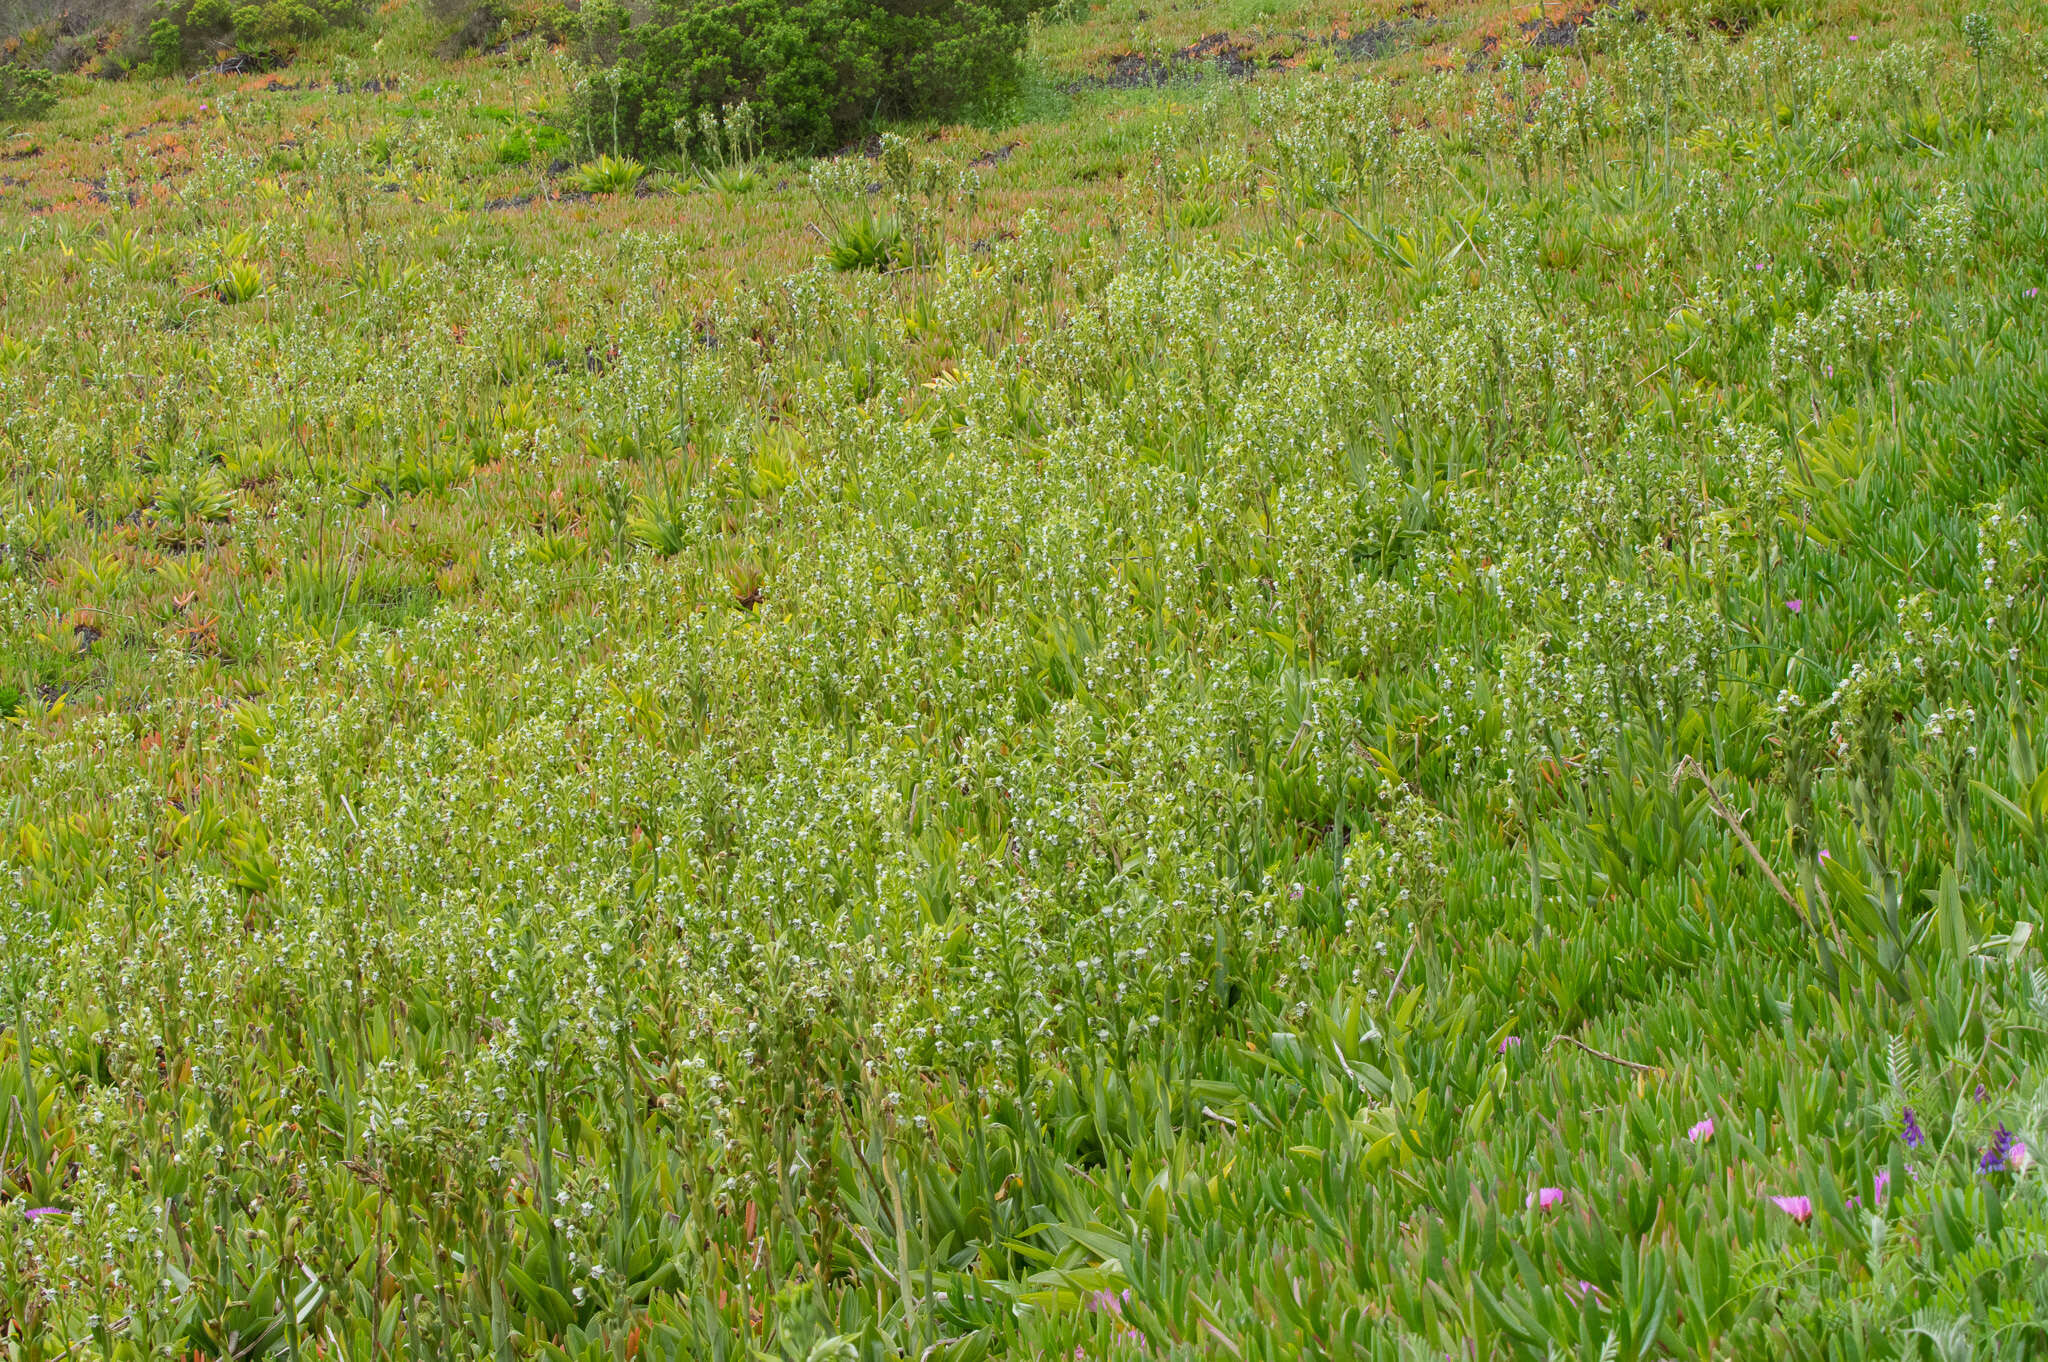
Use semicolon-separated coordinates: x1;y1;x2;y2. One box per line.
1670;755;1811;928
1386;939;1417;1000
1547;1033;1662;1075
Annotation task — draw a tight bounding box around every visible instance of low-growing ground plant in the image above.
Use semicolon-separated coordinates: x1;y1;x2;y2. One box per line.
570;151;646;194
826;212;899;270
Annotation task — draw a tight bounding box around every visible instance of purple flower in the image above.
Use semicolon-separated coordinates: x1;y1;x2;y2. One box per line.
25;1207;66;1220
2027;288;2041;299
1874;1168;1891;1206
1975;1084;1989;1104
1902;1107;1924;1149
2010;1141;2033;1173
1848;33;1860;41
1528;1187;1566;1211
1499;1036;1522;1054
1769;1195;1814;1224
1785;598;1804;614
1982;1125;2016;1174
1688;1117;1714;1144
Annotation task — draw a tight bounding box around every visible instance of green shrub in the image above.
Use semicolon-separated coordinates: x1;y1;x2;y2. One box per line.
536;2;582;44
148;15;184;71
0;63;59;120
142;0;365;72
570;0;1038;159
434;0;507;58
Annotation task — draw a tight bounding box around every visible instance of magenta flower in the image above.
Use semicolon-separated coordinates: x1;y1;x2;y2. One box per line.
1874;1168;1891;1205
1569;1279;1602;1303
1769;1195;1814;1224
1688;1117;1714;1144
1784;598;1803;614
2010;1141;2033;1173
1084;1287;1140;1343
1528;1187;1566;1210
1499;1036;1522;1054
25;1207;66;1220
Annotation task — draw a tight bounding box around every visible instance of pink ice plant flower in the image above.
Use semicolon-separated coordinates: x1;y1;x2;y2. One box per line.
25;1207;66;1221
1688;1117;1714;1144
1785;598;1803;613
1528;1187;1566;1210
1769;1195;1814;1224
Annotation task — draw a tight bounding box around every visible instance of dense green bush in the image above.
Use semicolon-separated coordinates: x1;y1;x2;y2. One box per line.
142;0;363;72
431;0;507;58
0;61;58;117
571;0;1038;159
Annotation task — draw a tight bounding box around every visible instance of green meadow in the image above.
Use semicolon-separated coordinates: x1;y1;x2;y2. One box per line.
3;1;2048;1357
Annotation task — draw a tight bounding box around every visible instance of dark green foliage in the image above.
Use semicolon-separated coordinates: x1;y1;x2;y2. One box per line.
431;0;506;58
148;15;181;70
141;0;364;72
0;61;58;118
572;0;1038;158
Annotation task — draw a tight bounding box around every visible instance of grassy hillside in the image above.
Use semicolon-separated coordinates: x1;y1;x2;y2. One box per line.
4;3;2048;1359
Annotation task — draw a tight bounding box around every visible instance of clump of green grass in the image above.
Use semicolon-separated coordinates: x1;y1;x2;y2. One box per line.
700;160;759;194
571;152;646;195
212;258;264;302
826;213;900;270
